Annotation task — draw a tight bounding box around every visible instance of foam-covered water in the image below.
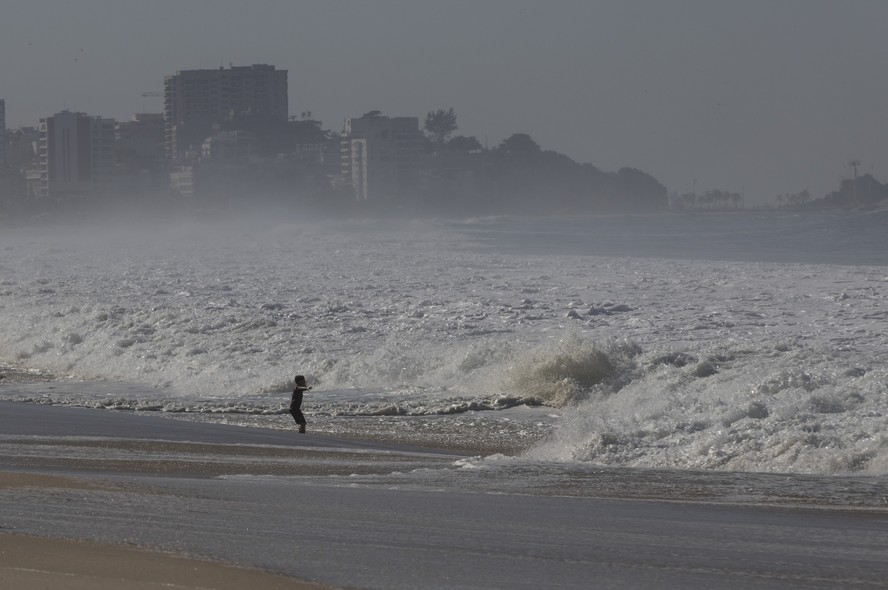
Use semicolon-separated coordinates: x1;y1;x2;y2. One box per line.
2;211;887;474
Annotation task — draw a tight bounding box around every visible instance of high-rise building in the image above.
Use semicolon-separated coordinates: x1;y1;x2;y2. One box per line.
341;114;424;202
0;99;7;167
38;111;115;198
163;64;288;160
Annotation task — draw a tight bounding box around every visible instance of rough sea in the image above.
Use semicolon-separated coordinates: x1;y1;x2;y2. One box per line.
2;210;888;503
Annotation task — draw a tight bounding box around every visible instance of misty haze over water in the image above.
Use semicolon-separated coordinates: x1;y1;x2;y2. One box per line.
451;210;888;266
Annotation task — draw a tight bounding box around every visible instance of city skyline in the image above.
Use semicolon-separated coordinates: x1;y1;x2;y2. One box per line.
2;1;888;203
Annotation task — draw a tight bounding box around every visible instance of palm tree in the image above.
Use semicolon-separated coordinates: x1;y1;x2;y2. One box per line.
424;108;458;146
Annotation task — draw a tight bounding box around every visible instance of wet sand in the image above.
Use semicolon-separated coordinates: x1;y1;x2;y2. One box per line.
3;401;888;589
0;401;460;589
0;531;333;590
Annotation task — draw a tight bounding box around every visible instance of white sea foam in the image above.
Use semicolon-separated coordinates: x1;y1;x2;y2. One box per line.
1;212;887;474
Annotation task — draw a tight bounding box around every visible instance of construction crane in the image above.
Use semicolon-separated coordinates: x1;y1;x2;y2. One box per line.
138;91;164;114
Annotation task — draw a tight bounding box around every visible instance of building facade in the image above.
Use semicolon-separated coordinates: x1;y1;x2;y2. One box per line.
38;111;115;198
164;64;288;160
114;113;165;192
116;113;164;164
341;114;424;202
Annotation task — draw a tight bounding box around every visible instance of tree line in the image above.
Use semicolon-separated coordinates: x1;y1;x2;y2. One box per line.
415;108;668;215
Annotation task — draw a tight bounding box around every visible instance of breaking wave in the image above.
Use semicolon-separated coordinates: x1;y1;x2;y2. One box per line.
525;343;888;475
3;214;888;475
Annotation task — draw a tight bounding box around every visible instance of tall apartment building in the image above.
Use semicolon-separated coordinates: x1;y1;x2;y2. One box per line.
0;99;6;167
164;64;288;160
38;111;115;198
341;114;424;202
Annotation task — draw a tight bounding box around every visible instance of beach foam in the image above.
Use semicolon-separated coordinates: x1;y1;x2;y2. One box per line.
2;213;887;474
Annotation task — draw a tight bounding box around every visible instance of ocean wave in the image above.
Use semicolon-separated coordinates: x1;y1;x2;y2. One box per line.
3;216;888;475
525;344;888;474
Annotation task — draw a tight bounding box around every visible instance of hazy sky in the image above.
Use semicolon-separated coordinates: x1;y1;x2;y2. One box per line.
2;0;887;203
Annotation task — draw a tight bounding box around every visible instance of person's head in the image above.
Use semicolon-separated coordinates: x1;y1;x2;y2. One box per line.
295;375;307;387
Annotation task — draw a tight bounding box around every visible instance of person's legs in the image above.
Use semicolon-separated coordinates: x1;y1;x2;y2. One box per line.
290;407;307;432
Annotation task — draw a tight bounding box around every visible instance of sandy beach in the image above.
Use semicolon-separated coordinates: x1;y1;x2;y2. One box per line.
0;418;396;590
0;401;459;589
2;401;888;589
0;531;332;589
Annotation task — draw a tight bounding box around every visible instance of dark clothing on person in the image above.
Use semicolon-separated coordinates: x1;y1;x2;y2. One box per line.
290;375;310;433
290;387;307;426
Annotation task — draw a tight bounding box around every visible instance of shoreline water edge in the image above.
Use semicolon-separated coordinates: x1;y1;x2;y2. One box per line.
2;402;888;590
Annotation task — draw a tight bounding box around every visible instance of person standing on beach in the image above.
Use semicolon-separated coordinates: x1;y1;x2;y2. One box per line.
290;375;311;433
